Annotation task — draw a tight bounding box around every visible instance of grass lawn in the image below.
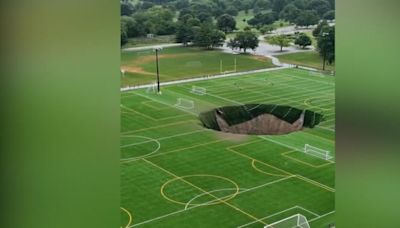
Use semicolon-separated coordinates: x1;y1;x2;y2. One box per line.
122;35;176;49
121;68;335;227
235;10;256;31
276;51;335;71
121;46;275;87
303;30;317;47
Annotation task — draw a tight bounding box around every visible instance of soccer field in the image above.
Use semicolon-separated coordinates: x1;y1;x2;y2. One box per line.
121;68;335;228
121;47;274;87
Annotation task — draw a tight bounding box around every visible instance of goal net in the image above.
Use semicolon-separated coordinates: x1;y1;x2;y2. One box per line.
264;214;310;228
146;84;157;94
191;86;206;95
174;98;194;110
304;144;332;160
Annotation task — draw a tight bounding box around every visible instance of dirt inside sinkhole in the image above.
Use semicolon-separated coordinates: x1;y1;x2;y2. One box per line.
199;104;324;136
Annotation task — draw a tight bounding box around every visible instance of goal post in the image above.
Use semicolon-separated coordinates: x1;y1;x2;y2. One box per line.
191;86;206;95
264;214;310;228
174;98;194;110
304;144;332;160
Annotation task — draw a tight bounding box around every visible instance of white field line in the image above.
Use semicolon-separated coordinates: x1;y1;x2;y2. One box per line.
209;79;333;100
237;205;320;228
237;206;298;228
261;136;335;164
308;210;335;223
296;206;320;217
316;126;335;132
133;92;198;116
129;176;294;227
245;73;334;96
121;67;290;91
233;81;333;105
275;72;335;86
121;129;206;148
184;188;247;210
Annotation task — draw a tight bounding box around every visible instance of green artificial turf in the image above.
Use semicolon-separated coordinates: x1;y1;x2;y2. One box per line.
276;51;335;72
121;68;335;228
121;46;274;87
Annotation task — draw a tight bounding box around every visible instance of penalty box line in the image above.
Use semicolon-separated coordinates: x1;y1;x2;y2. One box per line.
237;205;321;228
228;139;335;192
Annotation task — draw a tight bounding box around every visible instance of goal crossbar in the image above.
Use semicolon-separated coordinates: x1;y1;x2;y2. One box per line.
304;144;332;160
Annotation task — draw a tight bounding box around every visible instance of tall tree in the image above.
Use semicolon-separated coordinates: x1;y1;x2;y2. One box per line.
272;0;287;14
307;0;331;17
230;30;260;53
217;14;237;33
279;4;301;23
193;24;226;49
323;10;335;20
317;26;335;70
294;33;312;48
267;35;291;52
176;23;195;46
121;0;135;16
295;10;319;27
313;20;329;37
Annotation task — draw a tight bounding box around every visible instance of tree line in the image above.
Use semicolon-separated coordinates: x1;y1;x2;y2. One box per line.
121;0;335;45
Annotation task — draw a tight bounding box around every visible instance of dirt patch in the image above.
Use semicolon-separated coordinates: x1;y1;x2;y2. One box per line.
216;112;304;135
134;53;196;65
251;55;270;62
121;66;154;75
122;53;197;76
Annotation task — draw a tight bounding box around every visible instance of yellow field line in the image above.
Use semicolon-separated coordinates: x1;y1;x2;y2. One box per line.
120;207;133;228
121;139;226;164
142;158;267;226
121;104;191;122
141;100;170;111
122;120;197;134
228;145;335;192
251;160;289;177
121;104;156;121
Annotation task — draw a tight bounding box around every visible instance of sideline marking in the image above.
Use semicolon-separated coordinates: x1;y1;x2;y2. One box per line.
120;135;160;162
308;210;335;223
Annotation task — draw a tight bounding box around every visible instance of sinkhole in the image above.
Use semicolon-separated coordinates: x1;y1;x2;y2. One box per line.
199;104;324;135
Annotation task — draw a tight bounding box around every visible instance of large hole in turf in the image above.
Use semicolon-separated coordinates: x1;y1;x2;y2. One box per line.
199;104;324;135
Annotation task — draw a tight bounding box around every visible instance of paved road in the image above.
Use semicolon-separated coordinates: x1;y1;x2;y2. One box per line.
122;43;183;52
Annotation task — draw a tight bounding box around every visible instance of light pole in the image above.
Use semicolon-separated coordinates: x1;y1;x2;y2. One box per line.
154;47;163;94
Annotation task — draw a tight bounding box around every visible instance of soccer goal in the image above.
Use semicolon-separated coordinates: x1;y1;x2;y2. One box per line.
190;86;206;95
174;98;194;110
146;84;158;94
264;214;310;228
304;144;332;160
